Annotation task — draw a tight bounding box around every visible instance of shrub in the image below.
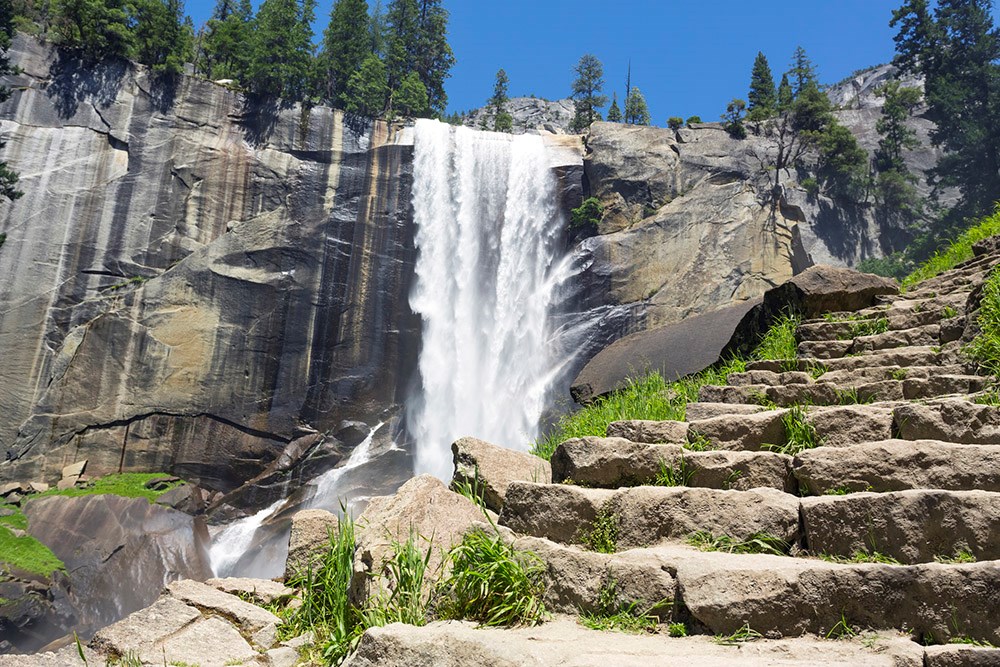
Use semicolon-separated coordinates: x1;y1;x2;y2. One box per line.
800;177;820;198
857;253;912;281
580;508;618;554
436;528;546;627
667;117;684;130
570;197;603;231
685;115;702;126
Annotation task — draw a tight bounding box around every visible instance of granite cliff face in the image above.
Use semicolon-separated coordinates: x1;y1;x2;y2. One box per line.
0;35;418;490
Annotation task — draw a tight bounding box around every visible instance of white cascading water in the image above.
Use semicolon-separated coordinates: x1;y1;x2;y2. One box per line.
408;119;574;480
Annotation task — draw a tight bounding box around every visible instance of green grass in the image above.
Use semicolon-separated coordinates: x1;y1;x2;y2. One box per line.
668;622;688;637
580;508;619;554
935;548;977;564
844;317;889;339
436;528;547;627
713;622;763;645
752;312;801;369
654;457;692;487
825;612;858;640
973;389;1000;406
31;472;183;503
817;551;901;565
763;405;820;456
0;526;65;576
964;266;1000;375
902;205;1000;290
686;531;790;556
578;577;662;634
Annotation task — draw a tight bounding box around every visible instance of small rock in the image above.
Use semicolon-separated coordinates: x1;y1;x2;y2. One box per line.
28;482;49;493
166;579;279;634
56;478;78;491
205;577;294;605
60;460;86;480
285;509;339;581
0;482;25;497
143;475;180;491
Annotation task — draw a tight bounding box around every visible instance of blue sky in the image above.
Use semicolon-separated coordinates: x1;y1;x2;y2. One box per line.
184;1;1000;123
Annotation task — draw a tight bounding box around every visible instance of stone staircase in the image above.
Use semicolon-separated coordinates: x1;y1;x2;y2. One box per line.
495;247;1000;662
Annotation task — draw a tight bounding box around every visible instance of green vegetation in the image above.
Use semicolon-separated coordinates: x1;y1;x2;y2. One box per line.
484;68;513;133
580;508;618;554
974;389;1000;406
835;387;875;405
965;266;1000;376
624;86;651;126
0;0;21;204
570;197;604;233
721;98;746;139
0;526;64;576
452;469;487;513
570;54;607;132
935;548;976;565
714;622;763;645
752;312;801;367
817;550;901;565
667;116;684;131
606;94;622;123
686;530;790;556
33;472;182;502
825;612;858;640
763;404;819;456
668;622;688;637
360;534;433;628
873;81;924;225
437;528;547;627
654;457;692;487
746;51;776;122
841;317;889;339
579;577;662;634
901;207;1000;289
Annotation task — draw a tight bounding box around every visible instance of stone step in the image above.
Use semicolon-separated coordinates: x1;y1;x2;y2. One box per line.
654;544;1000;646
499;482;799;551
745;345;945;373
551;436;794;492
684;401;768;421
894;399;1000;444
342;615;929;667
801;490;1000;564
817;364;969;385
794;439;1000;495
798;325;941;359
799;309;957;338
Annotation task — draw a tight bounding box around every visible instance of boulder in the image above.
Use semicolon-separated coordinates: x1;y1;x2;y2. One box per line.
22;494;212;638
684;450;795;493
450;436;552;513
894;399;1000;444
570;299;760;403
355;475;485;591
924;645;1000;667
284;509;339;580
499;482;614;546
60;460;86;479
806;405;894;448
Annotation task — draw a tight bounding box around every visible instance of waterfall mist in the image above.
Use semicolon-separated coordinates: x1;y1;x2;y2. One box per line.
407;119;575;480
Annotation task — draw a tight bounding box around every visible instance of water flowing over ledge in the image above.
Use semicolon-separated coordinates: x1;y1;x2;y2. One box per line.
407;119;575;480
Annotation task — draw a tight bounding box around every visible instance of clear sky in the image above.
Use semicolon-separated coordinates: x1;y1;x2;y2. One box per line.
183;1;1000;124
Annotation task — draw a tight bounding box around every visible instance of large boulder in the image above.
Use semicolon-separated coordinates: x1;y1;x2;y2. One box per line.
21;494;212;640
570;299;761;403
450;437;552;513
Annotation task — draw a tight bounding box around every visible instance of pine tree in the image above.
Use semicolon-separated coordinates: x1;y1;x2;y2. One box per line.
892;0;1000;228
0;0;21;202
318;0;371;105
789;46;817;97
747;51;776;122
51;0;132;61
488;68;512;133
345;53;387;117
874;81;923;220
201;0;254;81
624;86;650;125
722;98;746;138
776;73;793;113
369;0;387;56
570;54;607;132
384;0;453;116
246;0;316;99
394;69;428;117
606;93;622;122
132;0;191;75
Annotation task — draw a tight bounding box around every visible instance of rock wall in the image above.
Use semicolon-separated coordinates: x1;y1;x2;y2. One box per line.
0;36;417;489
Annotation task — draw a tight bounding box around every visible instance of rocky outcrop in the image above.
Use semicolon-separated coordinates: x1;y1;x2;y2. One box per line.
462;97;574;135
450;436;552;513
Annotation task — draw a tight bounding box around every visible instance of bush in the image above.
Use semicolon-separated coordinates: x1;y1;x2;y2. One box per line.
570;197;603;232
857;253;913;281
800;177;819;198
686;115;702;126
667;116;683;130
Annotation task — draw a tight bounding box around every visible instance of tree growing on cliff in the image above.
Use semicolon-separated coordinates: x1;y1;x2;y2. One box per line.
747;51;776;122
606;93;622;122
0;0;21;202
345;53;388;117
570;54;607;132
789;46;817;97
624;86;650;125
892;0;1000;240
51;0;132;61
318;0;372;105
385;0;454;116
874;82;923;220
132;0;191;75
246;0;316;99
199;0;254;82
722;98;746;138
394;69;428;117
777;73;793;112
488;68;512;133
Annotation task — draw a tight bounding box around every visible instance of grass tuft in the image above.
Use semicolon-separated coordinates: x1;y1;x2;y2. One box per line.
654;457;692;487
752;312;801;368
580;508;618;554
763;405;820;456
686;530;789;556
578;577;662;634
714;622;763;645
964;266;1000;376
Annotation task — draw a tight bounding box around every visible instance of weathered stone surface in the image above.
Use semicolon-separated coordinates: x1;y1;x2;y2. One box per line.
285;508;339;580
688;409;787;451
685;450;795;493
60;460;86;479
499;482;614;545
0;644;105;666
605;419;689;443
342;617;923;667
924;645;1000;667
167;578;279;634
684;402;767;421
450;436;551;513
356;475;485;588
801;491;1000;563
513;535;674;615
662;545;1000;644
23;494;211;638
155;615;257;667
464;97;575;134
570;299;760;403
894;399;1000;444
205;577;294;605
91;596;200;655
806;405;894;448
550;437;684;486
794;440;1000;494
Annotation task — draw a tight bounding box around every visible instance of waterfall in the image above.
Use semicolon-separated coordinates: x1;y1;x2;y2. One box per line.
408;119;573;480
